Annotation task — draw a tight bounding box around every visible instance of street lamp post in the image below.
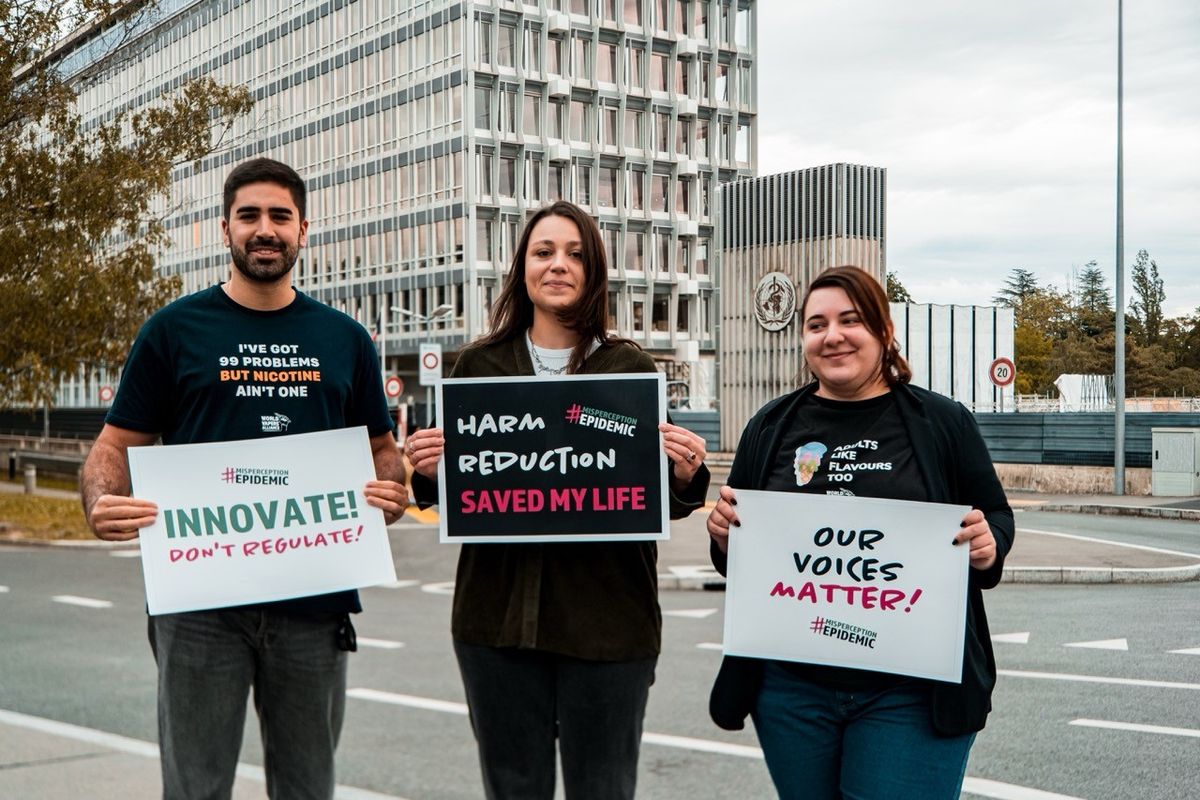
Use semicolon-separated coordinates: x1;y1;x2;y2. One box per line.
392;303;454;427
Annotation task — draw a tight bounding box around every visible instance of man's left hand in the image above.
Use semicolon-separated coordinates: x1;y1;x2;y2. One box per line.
364;480;409;525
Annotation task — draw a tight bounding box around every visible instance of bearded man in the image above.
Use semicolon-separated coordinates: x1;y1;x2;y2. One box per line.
81;158;407;800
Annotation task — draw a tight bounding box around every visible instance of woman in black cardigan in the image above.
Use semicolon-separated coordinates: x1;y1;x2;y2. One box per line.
405;201;710;800
706;266;1014;800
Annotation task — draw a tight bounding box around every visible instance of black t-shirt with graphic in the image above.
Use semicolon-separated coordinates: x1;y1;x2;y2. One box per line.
767;391;929;689
108;284;393;615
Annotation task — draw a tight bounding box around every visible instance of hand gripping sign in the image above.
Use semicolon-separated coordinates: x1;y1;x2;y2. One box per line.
722;491;970;683
128;427;396;615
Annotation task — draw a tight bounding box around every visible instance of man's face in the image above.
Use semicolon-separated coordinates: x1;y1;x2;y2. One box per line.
221;182;308;283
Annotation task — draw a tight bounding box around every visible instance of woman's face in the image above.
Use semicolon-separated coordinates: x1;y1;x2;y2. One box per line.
802;286;889;400
524;214;586;320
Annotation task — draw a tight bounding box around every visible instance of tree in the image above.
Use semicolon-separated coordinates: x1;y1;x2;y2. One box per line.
0;2;252;409
886;271;914;303
1071;261;1114;337
992;268;1039;309
1129;249;1165;346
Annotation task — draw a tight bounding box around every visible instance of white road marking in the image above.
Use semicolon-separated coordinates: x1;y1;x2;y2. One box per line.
348;688;468;715
1069;718;1200;739
1017;527;1200;560
666;565;722;579
961;776;1085;800
999;669;1200;691
420;581;455;595
347;689;1078;797
357;637;405;650
0;708;407;799
696;642;724;651
374;579;420;589
52;595;113;609
663;608;718;619
0;585;9;593
991;632;1030;644
1064;638;1128;651
110;550;141;558
1168;646;1200;655
641;732;763;759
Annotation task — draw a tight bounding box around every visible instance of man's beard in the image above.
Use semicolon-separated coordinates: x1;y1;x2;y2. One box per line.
230;236;299;283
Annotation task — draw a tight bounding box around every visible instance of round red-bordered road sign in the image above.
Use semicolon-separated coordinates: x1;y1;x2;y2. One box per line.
384;376;404;398
421;351;440;371
989;357;1016;387
98;385;115;403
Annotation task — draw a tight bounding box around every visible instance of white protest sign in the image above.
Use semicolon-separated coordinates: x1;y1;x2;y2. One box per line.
128;427;396;615
723;490;970;683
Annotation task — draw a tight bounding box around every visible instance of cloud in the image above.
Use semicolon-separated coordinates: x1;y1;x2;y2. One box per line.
757;0;1200;317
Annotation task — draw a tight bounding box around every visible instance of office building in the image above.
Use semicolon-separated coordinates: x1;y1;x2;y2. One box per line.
716;164;886;449
54;0;758;412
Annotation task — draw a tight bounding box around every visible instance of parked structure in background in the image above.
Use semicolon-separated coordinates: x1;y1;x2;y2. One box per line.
890;303;1016;414
716;164;886;450
50;0;758;413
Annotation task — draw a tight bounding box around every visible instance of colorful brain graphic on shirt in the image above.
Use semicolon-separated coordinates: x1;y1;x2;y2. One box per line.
794;442;828;487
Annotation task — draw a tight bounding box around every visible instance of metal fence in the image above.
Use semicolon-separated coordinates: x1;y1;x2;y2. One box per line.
974;412;1200;467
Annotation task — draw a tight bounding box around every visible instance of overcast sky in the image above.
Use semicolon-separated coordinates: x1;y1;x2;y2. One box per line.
756;0;1199;317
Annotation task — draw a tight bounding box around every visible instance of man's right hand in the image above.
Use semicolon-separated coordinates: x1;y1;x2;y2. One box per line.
87;495;159;541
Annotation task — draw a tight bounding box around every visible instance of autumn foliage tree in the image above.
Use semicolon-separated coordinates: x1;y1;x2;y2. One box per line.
0;1;252;408
995;260;1200;398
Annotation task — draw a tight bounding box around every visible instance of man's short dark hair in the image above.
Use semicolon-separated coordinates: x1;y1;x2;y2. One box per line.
223;158;307;221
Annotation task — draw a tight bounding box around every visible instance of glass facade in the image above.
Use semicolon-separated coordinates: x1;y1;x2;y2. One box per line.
57;0;756;405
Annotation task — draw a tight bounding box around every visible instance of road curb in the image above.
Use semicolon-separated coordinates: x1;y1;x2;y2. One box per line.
999;562;1200;584
659;561;1200;590
1019;503;1200;521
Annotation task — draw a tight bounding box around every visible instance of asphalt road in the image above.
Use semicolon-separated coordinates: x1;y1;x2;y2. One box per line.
1;513;1198;799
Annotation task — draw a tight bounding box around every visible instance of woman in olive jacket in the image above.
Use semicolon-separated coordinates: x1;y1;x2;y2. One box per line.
406;201;710;800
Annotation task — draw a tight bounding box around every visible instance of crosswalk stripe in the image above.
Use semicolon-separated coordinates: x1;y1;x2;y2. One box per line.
961;776;1084;799
1064;638;1128;651
663;608;718;619
1069;718;1200;739
999;669;1200;691
357;637;405;650
52;595;112;609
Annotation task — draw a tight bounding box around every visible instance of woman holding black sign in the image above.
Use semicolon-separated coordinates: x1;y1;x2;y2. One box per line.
705;266;1013;800
405;200;710;800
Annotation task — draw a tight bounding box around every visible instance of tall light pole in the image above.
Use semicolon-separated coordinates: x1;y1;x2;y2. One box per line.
393;303;454;426
1114;0;1126;495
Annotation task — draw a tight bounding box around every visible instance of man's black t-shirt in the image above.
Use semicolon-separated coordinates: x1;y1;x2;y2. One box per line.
766;391;929;689
108;284;393;614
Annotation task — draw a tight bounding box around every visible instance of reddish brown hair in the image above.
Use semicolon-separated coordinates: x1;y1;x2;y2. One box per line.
801;266;912;386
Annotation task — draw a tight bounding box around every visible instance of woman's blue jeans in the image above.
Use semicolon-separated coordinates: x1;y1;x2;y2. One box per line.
751;663;975;800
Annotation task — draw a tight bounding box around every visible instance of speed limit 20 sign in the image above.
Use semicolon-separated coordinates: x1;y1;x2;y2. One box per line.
989;357;1016;388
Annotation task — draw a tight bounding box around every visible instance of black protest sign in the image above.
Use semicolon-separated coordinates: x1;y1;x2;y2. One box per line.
436;374;668;542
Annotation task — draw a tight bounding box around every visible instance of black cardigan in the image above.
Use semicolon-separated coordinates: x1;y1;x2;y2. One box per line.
709;382;1014;736
412;337;710;661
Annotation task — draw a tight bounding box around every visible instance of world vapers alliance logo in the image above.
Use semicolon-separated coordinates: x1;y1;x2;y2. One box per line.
753;272;797;332
260;412;292;433
794;442;828;486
